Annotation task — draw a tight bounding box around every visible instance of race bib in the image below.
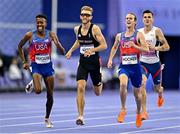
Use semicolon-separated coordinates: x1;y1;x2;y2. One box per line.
122;55;138;65
35;54;50;64
80;45;95;55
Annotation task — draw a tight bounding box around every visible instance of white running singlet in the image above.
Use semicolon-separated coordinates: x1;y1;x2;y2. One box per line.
139;26;160;64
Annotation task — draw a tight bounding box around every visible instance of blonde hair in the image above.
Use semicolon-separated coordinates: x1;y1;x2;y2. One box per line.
81;6;93;14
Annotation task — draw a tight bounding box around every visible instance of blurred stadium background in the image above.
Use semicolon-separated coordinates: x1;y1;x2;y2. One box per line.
0;0;179;92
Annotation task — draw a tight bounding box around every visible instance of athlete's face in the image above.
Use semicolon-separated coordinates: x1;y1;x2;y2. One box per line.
80;10;92;24
36;17;47;33
125;14;136;28
143;13;154;26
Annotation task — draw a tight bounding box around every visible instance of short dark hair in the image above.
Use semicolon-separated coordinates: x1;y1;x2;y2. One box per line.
143;10;154;16
36;14;47;21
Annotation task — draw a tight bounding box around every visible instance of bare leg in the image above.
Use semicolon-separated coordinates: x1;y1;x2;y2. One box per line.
155;84;164;107
93;83;103;96
119;74;128;111
134;87;142;128
32;73;42;94
76;80;86;125
117;74;128;123
134;87;142;114
43;76;54;128
141;75;148;113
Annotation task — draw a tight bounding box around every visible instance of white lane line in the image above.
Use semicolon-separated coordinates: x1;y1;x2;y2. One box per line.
0;104;177;116
20;116;180;134
0;105;122;115
0;106;178;121
120;125;180;134
1;110;179;128
0;109;117;121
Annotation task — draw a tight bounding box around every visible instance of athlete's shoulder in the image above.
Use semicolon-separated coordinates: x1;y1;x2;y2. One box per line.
138;28;144;32
92;24;99;28
74;25;80;34
92;24;101;32
25;31;33;39
116;33;121;38
115;33;122;41
153;26;161;32
154;26;163;35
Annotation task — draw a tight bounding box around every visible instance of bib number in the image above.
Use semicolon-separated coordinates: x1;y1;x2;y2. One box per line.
35;54;50;64
80;45;95;55
122;55;138;65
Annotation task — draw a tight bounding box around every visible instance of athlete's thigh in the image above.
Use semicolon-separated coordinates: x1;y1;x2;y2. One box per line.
32;73;42;91
77;79;87;91
118;67;129;86
141;62;150;78
142;74;148;86
76;64;88;81
151;62;161;85
89;67;101;86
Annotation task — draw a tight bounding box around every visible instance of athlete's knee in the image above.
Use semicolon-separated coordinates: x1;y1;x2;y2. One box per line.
34;88;42;94
34;84;42;94
120;83;127;91
77;84;85;93
141;80;146;89
134;88;142;100
154;84;163;92
154;84;160;91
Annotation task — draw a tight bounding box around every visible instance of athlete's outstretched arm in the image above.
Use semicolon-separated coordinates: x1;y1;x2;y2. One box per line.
107;33;120;69
18;32;32;69
155;28;170;51
65;26;80;59
50;31;65;55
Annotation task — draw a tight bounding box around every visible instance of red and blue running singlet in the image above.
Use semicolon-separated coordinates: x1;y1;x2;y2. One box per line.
29;30;52;64
119;31;140;65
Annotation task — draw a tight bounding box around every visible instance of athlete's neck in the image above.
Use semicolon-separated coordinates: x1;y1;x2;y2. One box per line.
82;22;91;30
37;30;46;38
144;25;153;32
126;27;135;36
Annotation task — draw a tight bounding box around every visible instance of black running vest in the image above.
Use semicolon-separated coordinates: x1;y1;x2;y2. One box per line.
77;24;100;66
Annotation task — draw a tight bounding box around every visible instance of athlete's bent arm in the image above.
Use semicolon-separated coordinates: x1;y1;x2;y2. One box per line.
92;25;107;52
65;26;80;59
133;32;149;52
18;32;32;70
155;28;170;51
50;31;65;55
84;25;107;57
107;33;120;68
